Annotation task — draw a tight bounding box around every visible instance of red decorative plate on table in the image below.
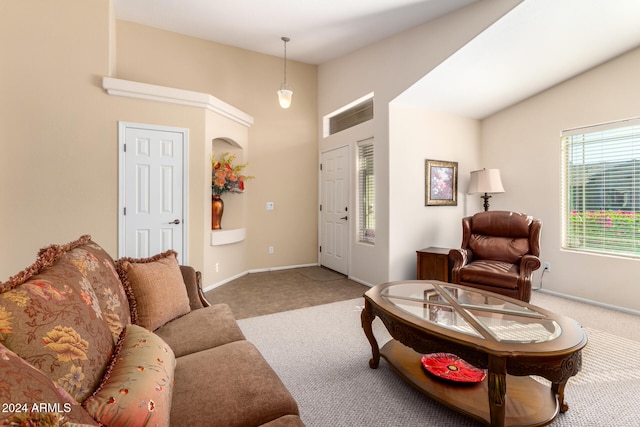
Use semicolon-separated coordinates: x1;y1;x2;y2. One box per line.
420;353;486;383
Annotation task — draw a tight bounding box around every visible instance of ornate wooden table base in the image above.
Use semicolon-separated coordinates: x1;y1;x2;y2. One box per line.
361;281;586;427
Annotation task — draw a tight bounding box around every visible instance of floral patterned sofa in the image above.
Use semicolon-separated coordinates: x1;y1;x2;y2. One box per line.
0;235;304;427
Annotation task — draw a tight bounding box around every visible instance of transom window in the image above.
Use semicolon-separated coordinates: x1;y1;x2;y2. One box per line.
562;118;640;257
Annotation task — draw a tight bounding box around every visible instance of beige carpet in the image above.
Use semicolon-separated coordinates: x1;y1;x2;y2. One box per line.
218;269;640;426
238;298;640;427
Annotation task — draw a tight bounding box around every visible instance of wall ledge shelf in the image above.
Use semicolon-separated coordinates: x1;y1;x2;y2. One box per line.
211;228;246;246
102;77;254;129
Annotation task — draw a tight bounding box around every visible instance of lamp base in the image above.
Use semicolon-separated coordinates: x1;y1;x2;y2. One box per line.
481;193;492;211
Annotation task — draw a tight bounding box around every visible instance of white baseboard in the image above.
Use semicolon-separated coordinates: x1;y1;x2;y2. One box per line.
346;275;375;288
247;263;318;274
202;270;249;292
202;263;319;293
535;288;640;316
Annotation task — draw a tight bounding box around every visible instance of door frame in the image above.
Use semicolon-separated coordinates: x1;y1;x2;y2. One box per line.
318;145;351;275
117;121;189;261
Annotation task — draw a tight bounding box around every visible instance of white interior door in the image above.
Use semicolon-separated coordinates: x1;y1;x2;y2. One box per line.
320;146;350;274
119;123;188;264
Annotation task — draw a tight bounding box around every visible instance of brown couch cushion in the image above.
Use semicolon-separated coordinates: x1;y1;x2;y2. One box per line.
154;303;245;358
170;341;300;427
0;236;119;402
83;324;175;427
469;235;530;263
0;343;99;426
116;251;191;331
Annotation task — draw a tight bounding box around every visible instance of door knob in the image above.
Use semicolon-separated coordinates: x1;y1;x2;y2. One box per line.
340;216;348;220
169;219;181;224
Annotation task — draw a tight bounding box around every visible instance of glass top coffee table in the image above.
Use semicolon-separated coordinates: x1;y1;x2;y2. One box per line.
361;281;587;427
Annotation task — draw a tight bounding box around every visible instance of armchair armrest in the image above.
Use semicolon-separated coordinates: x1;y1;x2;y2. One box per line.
448;248;472;283
515;254;541;302
449;248;473;266
179;265;211;310
519;254;542;277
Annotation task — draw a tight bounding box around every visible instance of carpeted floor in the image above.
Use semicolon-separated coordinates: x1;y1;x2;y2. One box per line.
205;266;369;319
238;298;640;427
210;267;640;426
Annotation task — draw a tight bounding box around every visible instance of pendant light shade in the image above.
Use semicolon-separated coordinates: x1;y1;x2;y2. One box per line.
277;83;293;109
277;37;293;109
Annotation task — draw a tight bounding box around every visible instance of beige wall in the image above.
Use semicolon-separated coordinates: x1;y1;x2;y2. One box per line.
318;0;521;285
115;21;319;286
388;106;481;280
1;0;116;278
482;46;640;312
0;0;318;287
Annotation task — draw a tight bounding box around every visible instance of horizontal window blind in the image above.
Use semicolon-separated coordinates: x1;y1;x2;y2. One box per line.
562;118;640;257
329;98;373;135
358;140;375;243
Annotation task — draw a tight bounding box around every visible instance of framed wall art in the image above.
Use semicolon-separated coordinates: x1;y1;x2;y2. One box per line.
425;159;458;206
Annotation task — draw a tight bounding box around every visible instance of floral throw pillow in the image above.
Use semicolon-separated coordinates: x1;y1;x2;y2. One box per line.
68;241;132;341
83;324;175;427
0;236;117;402
0;343;99;426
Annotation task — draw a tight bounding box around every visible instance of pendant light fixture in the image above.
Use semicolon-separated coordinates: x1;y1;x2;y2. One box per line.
277;36;293;109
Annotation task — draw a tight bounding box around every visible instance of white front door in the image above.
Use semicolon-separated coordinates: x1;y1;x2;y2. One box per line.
118;123;188;264
320;146;350;274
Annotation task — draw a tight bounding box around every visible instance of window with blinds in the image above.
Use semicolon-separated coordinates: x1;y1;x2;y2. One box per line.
329;98;373;135
358;140;375;243
562;118;640;257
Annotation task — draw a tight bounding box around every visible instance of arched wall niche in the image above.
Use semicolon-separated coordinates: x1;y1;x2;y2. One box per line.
203;102;252;288
213;136;242;149
210;136;247;243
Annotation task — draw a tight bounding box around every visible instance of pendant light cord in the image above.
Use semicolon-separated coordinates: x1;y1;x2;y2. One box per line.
282;36;290;84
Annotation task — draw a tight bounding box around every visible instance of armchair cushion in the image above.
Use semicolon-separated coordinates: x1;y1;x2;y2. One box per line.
458;259;520;290
469;209;534;238
469;235;529;264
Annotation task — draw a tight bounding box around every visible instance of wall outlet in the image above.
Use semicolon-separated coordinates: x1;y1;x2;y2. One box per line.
543;262;551;272
266;202;274;211
268;246;274;254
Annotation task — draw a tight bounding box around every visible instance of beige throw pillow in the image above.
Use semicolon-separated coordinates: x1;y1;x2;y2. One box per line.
116;251;191;331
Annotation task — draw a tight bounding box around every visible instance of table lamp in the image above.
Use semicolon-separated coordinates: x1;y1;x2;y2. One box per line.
468;168;505;211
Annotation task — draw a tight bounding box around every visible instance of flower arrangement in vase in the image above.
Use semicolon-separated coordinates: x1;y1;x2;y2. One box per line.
211;152;253;229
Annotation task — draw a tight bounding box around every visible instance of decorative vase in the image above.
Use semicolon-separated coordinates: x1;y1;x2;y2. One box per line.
212;194;224;230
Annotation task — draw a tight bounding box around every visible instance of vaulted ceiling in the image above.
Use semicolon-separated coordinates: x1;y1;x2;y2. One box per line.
114;0;640;119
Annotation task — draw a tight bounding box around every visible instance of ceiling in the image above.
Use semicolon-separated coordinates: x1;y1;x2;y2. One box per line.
112;0;476;65
113;0;640;119
395;0;640;118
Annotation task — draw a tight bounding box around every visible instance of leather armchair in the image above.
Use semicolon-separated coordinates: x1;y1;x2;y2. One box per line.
449;211;542;302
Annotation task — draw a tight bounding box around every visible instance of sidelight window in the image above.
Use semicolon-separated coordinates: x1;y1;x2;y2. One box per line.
358;139;375;243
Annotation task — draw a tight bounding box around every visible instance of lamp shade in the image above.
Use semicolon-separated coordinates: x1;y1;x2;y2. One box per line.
468;169;505;194
277;84;293;109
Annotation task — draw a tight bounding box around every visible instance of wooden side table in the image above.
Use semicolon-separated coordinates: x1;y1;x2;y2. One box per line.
416;247;451;282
